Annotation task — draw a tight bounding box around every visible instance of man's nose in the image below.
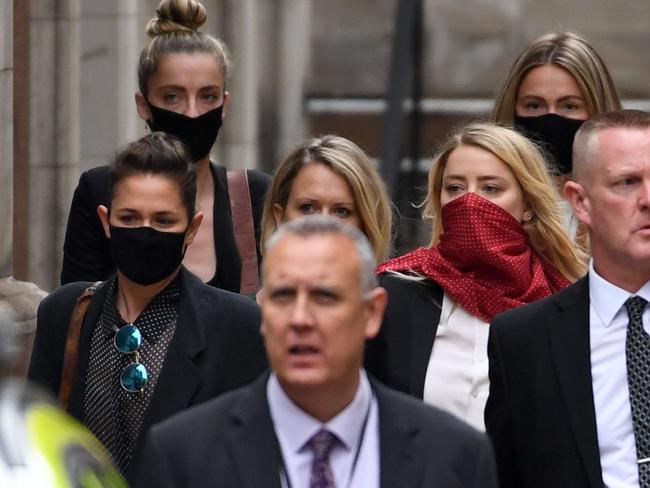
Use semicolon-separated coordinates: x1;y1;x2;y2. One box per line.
289;294;314;328
639;179;650;209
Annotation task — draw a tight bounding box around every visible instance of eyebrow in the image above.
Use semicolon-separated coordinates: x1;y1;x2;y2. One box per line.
517;94;585;101
443;175;506;181
293;196;356;206
113;208;180;217
156;84;222;92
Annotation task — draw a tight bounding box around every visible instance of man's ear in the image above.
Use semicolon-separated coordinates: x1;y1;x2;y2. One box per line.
183;212;204;247
135;91;152;122
97;205;111;238
364;287;388;340
564;180;591;227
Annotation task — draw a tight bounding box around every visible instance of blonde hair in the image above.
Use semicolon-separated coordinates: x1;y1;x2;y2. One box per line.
261;135;393;262
492;32;621;125
423;123;587;282
138;0;231;97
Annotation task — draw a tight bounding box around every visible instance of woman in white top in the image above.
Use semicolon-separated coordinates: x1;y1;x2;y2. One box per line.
365;123;587;430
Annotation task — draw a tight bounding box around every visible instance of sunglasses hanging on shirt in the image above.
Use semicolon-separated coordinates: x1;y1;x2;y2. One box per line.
113;324;149;393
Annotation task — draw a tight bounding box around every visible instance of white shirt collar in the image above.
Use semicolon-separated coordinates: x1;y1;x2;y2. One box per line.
589;259;650;327
267;370;372;453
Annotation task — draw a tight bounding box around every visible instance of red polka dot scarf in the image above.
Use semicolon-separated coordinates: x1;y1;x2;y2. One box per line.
377;192;570;322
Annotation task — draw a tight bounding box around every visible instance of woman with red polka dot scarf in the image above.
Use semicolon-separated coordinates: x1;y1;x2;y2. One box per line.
365;122;586;431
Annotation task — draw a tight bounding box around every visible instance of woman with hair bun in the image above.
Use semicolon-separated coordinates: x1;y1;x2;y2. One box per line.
61;0;269;295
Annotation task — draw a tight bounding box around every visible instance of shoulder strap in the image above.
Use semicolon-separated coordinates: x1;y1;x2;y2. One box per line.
227;169;260;295
58;281;102;410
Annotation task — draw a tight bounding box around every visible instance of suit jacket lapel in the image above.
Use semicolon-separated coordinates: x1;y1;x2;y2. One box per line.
226;374;283;488
143;269;206;429
410;282;444;397
548;276;603;488
374;381;422;488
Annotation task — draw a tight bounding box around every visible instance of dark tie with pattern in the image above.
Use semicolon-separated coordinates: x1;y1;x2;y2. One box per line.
308;429;338;488
625;296;650;487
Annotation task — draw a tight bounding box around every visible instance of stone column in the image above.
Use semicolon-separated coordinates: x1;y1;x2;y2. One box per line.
1;0;47;378
275;0;312;159
79;0;141;169
29;0;82;290
219;0;259;169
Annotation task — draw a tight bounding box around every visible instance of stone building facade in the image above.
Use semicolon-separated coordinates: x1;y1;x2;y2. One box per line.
5;0;650;290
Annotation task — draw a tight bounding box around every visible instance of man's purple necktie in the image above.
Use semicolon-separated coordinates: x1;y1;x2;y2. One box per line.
308;429;338;488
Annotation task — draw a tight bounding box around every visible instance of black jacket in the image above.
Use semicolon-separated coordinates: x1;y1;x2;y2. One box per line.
365;273;444;398
28;267;268;478
133;373;498;488
485;276;604;488
60;163;269;292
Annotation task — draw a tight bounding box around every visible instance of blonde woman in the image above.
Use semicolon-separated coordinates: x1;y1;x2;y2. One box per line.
261;135;393;262
492;32;621;240
365;123;587;431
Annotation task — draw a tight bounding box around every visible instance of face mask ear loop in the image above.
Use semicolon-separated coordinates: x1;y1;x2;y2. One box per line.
143;95;154;131
180;222;193;259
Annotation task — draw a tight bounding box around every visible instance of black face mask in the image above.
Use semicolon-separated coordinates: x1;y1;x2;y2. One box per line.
146;102;223;162
109;226;187;286
514;113;585;175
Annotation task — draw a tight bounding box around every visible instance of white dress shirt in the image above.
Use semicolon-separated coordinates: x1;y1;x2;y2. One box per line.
423;293;490;431
589;260;650;488
267;370;380;488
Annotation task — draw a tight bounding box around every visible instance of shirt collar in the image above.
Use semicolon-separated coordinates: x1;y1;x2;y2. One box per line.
267;370;372;453
99;274;181;340
589;260;650;327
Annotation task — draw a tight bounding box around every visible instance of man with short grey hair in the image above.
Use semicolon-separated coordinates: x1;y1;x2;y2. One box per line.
135;215;497;488
486;109;650;488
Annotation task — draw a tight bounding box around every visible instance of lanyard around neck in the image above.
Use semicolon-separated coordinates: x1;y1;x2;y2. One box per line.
279;392;374;488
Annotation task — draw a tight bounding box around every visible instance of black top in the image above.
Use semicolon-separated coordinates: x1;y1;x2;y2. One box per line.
364;273;444;399
60;162;270;292
28;267;268;480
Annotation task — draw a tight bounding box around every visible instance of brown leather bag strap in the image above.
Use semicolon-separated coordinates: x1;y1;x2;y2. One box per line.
227;169;260;295
58;281;102;409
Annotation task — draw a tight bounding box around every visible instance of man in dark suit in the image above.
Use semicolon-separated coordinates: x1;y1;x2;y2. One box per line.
486;109;650;488
134;215;497;488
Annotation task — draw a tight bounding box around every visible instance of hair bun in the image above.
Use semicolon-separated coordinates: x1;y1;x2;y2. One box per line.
146;0;207;37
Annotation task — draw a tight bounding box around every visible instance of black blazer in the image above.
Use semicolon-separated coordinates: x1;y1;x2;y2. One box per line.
485;276;604;488
27;267;268;478
365;273;444;398
133;373;498;488
60;163;270;292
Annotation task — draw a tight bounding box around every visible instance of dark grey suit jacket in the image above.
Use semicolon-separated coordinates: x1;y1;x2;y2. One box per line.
28;267;268;478
485;276;604;488
133;373;498;488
